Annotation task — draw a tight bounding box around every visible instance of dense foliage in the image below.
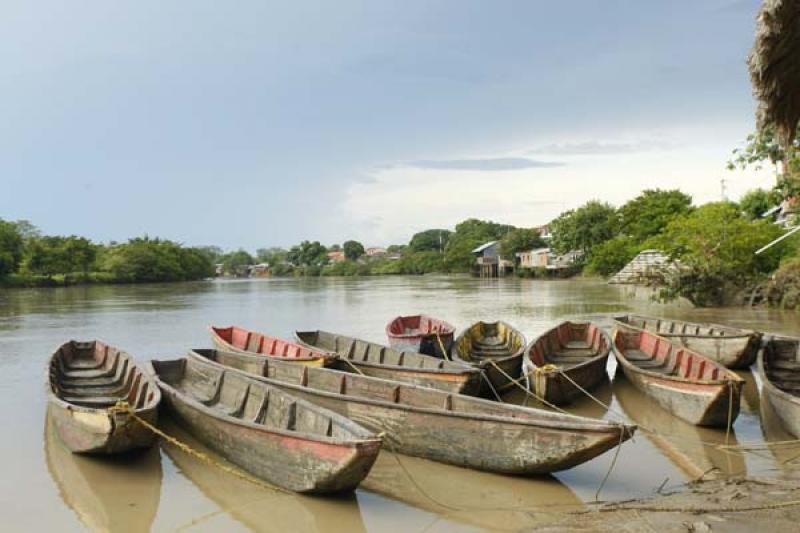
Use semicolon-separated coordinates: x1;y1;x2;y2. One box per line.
618;189;693;242
342;240;365;261
0;220;215;286
409;229;451;253
443;218;513;272
549;201;617;256
499;228;546;261
646;203;786;306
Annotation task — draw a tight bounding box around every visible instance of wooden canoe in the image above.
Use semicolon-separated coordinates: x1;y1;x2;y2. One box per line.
210;325;333;367
189;348;636;475
524;321;610;405
294;330;482;395
614;314;761;369
47;340;161;454
612;325;744;427
150;357;382;493
758;335;800;437
452;321;526;394
385;314;455;358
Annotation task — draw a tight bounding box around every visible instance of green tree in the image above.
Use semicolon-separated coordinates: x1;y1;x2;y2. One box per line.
221;249;255;276
0;219;24;279
728;125;800;197
618;189;693;242
398;251;446;274
585;235;640;276
443;219;514;272
101;237;211;282
195;245;224;264
549;201;618;255
256;247;287;265
646;202;787;306
342;240;365;261
286;241;328;267
499;228;546;262
409;229;451;253
25;236;96;277
738;188;782;220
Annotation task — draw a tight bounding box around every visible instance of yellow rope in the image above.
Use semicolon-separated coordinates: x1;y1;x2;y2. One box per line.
434;332;451;361
110;401;291;495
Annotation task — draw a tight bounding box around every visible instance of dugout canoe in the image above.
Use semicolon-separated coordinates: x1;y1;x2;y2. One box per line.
189;348;636;475
385;315;456;358
295;330;481;395
150;357;382;493
524;321;611;406
614;314;761;369
211;325;333;367
612;325;744;427
452;321;526;394
757;335;800;438
47;340;161;454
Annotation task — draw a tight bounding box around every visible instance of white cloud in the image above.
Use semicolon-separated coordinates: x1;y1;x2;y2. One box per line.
343;127;776;245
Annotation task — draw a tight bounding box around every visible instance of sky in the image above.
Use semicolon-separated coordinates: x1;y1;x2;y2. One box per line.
0;0;777;250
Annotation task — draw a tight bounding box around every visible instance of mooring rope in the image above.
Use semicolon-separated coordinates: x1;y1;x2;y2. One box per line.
110;401;292;495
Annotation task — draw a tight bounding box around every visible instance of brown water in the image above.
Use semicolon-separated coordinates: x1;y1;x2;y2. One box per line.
3;276;800;532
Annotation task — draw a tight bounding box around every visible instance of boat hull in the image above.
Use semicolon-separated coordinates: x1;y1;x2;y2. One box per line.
525;322;610;406
189;349;635;475
159;387;381;493
453;321;526;394
757;336;800;438
48;400;158;454
296;330;482;395
613;327;743;427
614;315;761;369
385;315;455;358
210;326;329;367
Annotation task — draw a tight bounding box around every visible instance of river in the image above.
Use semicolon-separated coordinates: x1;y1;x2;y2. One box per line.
2;276;799;531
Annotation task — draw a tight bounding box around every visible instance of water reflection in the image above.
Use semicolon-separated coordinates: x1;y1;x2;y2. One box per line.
160;417;368;533
362;450;584;531
760;390;800;472
613;375;747;479
44;407;162;532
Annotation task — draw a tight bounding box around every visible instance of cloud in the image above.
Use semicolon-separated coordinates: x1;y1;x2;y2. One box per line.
406;157;564;171
529;139;677;156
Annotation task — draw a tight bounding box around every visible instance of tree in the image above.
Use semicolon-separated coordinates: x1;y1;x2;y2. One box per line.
499;228;546;262
618;189;693;242
646;202;787;306
256;247;287;265
738;188;782;220
728;125;800;197
342;240;365;261
101;237;213;282
443;218;514;272
585;235;640;277
221;249;255;276
409;229;451;253
195;245;224;264
286;241;328;267
0;219;24;279
25;236;96;277
549;201;618;256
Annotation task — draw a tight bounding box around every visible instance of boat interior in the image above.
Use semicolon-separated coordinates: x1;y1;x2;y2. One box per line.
153;358;367;440
528;322;609;368
617;315;744;337
50;341;158;410
764;337;800;396
296;331;464;370
192;349;600;427
213;326;324;360
614;330;726;381
455;322;525;360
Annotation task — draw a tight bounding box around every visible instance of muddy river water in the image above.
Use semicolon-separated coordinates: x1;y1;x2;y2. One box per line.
2;276;800;532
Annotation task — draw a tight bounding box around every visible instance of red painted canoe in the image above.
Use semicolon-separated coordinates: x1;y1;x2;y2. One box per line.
613;324;744;427
210;326;334;368
385;315;455;358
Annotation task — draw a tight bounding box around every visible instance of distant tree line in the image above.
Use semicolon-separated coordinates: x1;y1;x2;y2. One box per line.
0;220;215;287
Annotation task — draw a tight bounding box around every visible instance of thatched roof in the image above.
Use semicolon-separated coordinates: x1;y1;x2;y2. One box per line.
748;0;800;147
